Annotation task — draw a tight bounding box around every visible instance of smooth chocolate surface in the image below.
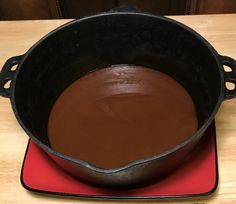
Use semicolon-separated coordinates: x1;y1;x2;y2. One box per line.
48;65;198;169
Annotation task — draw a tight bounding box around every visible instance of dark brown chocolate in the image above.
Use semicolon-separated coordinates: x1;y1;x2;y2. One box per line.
48;65;198;169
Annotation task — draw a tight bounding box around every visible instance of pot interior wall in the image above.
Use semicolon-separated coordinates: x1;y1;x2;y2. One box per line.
14;13;221;146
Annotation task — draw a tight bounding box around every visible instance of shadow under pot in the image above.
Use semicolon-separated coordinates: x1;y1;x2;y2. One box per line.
0;12;236;188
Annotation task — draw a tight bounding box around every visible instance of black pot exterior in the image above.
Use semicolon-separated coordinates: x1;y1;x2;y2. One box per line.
1;12;236;187
46;133;200;187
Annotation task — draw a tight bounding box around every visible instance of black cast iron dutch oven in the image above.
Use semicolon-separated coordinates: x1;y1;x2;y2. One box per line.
0;11;236;188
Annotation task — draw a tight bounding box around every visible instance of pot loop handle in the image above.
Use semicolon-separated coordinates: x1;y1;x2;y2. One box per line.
0;55;23;98
221;55;236;100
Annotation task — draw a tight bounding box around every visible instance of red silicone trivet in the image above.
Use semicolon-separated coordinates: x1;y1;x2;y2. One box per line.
20;122;218;199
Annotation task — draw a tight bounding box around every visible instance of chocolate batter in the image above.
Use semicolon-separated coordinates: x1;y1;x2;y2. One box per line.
48;65;198;169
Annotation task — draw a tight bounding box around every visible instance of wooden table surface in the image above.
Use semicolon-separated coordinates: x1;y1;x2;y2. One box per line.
0;14;236;204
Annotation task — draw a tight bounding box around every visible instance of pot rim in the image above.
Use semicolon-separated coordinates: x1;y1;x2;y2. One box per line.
11;12;225;174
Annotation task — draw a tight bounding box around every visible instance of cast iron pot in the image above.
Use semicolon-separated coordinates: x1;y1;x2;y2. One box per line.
0;11;236;188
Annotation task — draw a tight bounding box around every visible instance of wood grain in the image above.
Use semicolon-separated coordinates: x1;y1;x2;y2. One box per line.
1;14;236;203
198;0;236;14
